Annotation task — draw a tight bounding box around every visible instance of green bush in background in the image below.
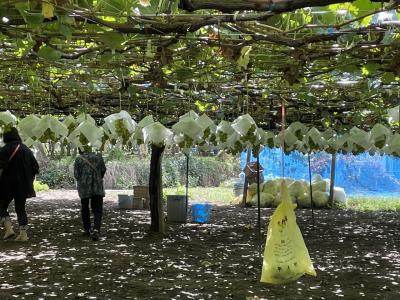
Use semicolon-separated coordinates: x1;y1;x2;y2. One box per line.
37;154;240;190
36;158;76;189
34;180;50;192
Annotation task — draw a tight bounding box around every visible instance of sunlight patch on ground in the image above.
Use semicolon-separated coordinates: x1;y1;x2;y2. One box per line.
0;251;26;262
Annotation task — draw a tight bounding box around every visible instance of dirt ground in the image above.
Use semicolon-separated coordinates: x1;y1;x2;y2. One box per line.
0;190;399;300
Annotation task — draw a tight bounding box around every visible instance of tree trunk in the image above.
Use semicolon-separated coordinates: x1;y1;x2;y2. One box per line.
241;147;252;207
149;144;165;233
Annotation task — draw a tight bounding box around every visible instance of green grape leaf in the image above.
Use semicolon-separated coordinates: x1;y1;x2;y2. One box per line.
237;46;252;70
99;32;125;50
38;46;62;61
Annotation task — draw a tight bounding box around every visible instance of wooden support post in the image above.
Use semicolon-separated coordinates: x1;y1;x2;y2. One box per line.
329;152;337;207
149;144;165;233
241;147;252;207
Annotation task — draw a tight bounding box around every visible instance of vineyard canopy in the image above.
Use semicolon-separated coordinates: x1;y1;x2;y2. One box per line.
0;0;399;132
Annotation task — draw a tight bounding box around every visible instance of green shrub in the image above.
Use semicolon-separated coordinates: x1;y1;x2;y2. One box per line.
37;158;75;189
34;180;49;192
36;154;240;189
164;156;240;187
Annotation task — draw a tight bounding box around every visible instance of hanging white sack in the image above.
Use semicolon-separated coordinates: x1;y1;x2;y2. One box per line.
216;120;234;135
0;110;17;127
137;115;155;128
32;115;68;142
342;135;355;154
63;115;76;133
283;128;298;147
225;132;244;153
305;127;323;151
196;114;215;131
19;115;41;139
287;122;308;140
264;131;275;148
69;120;104;149
76;113;96;124
350;127;371;152
294;140;308;154
369;124;391;148
256;128;267;145
321;128;336;140
216;120;234;146
172;115;203;140
179;110;199;120
23;137;40;148
133;115;155;144
231;114;256;136
103;110;136;139
387;105;399;124
142;122;173;147
173;133;185;144
387;133;400;156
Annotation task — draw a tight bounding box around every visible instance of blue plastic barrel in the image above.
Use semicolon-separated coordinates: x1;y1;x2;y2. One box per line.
191;203;211;223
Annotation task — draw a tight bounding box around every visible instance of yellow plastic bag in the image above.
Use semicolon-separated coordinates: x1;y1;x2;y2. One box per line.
260;182;316;284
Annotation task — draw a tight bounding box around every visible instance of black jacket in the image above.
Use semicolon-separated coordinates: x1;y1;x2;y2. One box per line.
0;128;39;199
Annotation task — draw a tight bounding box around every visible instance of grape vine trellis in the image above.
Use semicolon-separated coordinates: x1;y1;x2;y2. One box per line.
0;0;399;132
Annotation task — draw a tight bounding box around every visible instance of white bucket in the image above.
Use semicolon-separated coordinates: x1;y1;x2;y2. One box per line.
167;195;187;223
118;194;133;209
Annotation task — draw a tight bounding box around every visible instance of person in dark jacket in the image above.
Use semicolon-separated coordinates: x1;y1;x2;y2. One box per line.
0;127;39;241
74;148;106;241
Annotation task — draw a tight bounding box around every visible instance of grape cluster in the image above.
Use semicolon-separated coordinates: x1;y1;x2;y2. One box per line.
38;128;58;143
100;134;109;151
294;130;304;140
266;137;274;148
67;123;76;135
252;143;262;156
352;144;364;155
239;124;257;145
79;133;89;146
208;133;217;146
218;132;228;143
228;141;245;155
325;146;336;155
178;135;194;149
0;123;14;135
115;119;131;145
203;128;210;139
308;138;320;151
374;138;386;149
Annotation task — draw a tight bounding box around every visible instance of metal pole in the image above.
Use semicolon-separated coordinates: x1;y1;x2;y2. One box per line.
185;153;189;219
328;153;337;207
256;153;262;259
307;153;315;230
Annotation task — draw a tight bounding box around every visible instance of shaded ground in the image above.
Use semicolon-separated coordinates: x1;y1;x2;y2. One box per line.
0;190;399;299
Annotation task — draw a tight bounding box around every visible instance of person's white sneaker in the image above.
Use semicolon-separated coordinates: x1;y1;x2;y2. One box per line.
2;217;15;240
15;226;28;242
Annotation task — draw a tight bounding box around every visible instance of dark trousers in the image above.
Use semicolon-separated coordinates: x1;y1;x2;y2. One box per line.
81;196;103;232
0;197;28;226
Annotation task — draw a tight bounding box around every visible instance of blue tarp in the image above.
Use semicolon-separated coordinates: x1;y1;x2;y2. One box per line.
240;149;400;196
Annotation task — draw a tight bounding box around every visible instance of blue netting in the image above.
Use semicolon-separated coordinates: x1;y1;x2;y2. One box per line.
240;149;400;196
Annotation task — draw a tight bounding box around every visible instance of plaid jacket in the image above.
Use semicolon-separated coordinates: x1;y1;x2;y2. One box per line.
74;152;106;199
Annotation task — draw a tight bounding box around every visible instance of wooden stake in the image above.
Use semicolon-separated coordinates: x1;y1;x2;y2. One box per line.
241;147;252;207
